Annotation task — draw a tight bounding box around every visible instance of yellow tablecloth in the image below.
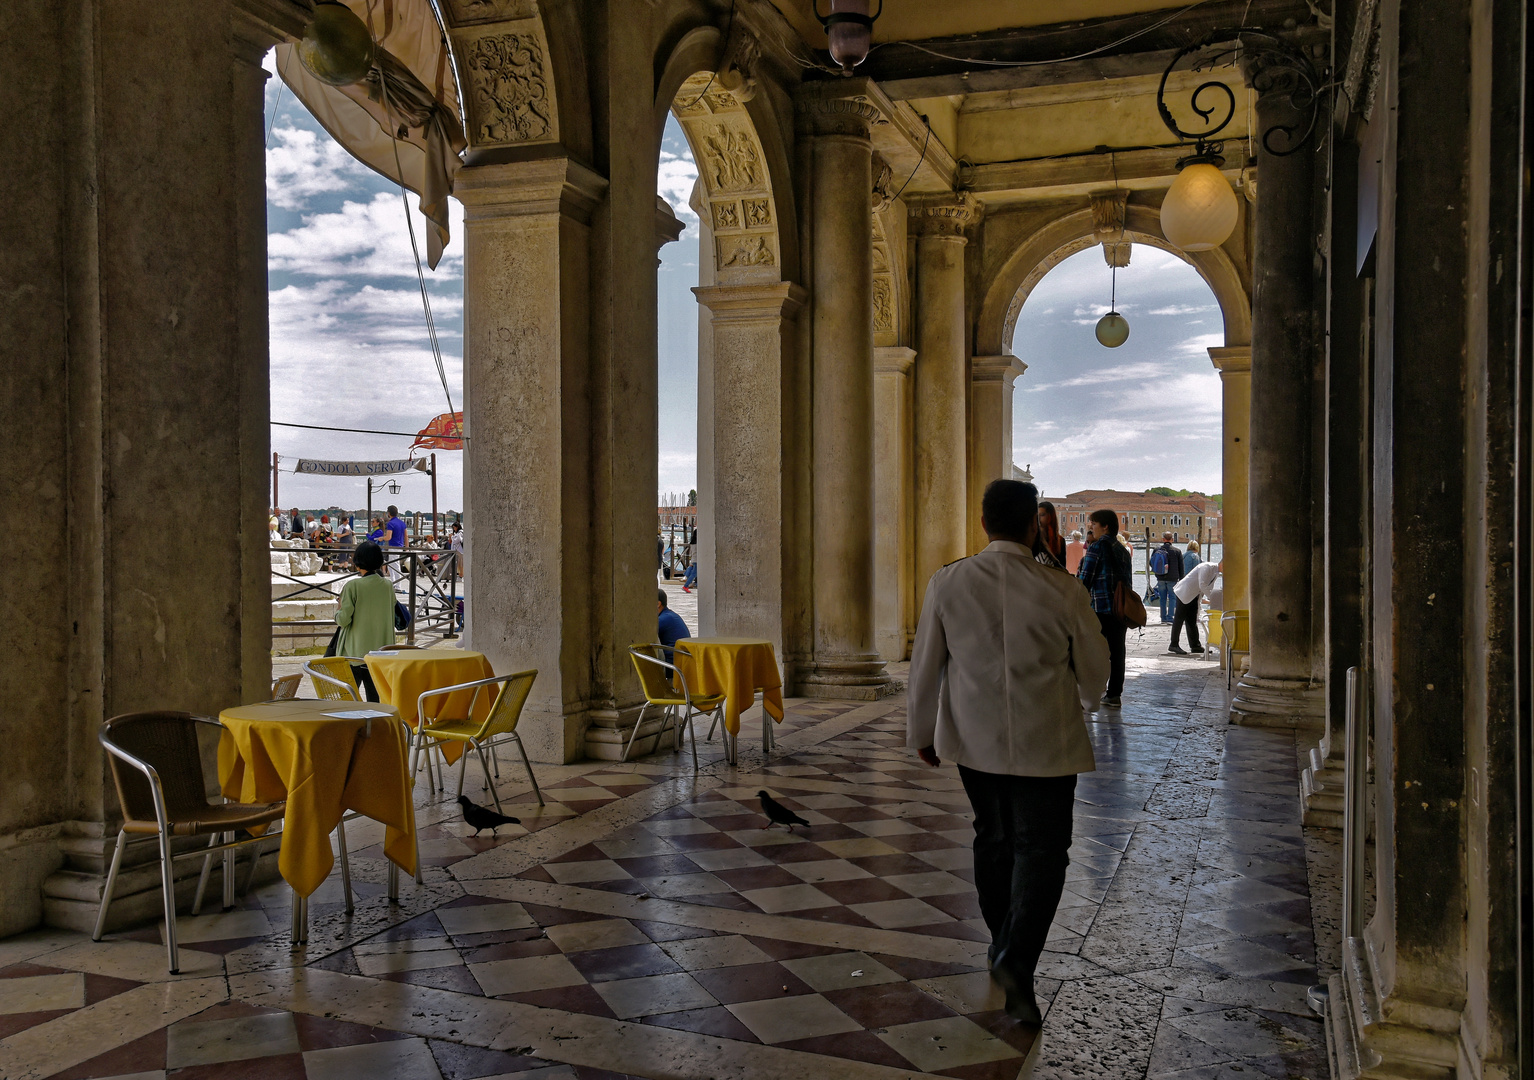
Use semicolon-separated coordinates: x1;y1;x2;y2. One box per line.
674;637;784;736
366;649;495;765
218;700;417;897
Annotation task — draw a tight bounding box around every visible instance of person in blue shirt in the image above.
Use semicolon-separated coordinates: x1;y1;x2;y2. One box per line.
657;588;690;661
385;504;407;582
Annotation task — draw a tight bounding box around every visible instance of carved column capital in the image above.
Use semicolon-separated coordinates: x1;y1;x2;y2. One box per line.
455;157;608;225
795;83;883;140
908;193;981;240
971;353;1027;388
230;0;310;63
874;345;916;377
1208;344;1252;375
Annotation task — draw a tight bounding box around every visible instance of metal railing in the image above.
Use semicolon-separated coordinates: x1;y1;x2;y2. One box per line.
270;547;460;649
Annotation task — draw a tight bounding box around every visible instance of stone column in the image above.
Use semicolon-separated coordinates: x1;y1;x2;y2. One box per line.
909;195;978;599
1208;346;1251;616
795;85;889;699
457;159;609;763
873;347;915;661
969;354;1028;553
693;282;807;657
10;0;304;933
1228;77;1325;728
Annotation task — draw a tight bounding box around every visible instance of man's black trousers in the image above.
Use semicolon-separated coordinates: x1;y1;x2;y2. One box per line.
1171;595;1202;651
957;766;1077;997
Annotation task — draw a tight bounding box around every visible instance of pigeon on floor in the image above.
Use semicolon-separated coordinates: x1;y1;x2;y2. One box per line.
458;795;520;836
758;790;810;832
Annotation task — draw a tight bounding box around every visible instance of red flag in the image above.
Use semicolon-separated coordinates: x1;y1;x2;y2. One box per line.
411;411;464;451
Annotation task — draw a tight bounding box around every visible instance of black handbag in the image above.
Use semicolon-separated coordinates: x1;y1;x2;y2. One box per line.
323;626;341;657
394;601;412;631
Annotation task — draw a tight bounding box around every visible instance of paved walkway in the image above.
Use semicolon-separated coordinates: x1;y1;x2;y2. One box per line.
0;634;1329;1080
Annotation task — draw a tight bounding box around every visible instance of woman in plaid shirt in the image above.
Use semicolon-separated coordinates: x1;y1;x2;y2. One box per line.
1076;508;1133;707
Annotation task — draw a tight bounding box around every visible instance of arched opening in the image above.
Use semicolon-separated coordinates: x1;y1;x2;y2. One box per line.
653;60;797;653
1008;243;1226;600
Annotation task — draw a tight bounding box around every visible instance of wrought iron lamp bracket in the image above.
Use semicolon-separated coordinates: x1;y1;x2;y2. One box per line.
814;0;883;34
1156;27;1321;159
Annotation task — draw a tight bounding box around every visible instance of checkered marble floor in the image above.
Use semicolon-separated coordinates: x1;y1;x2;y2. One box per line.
0;653;1331;1080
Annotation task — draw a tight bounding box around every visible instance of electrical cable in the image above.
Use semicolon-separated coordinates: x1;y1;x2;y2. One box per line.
266;52;290;149
378;68;457;422
272;420;427;437
869;0;1215;68
891;120;931;201
677;0;738;110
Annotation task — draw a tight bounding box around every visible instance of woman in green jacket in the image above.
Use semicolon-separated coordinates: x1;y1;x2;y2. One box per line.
335;541;396;700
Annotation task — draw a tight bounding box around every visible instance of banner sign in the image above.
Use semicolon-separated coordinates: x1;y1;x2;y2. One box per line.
295;458;428;477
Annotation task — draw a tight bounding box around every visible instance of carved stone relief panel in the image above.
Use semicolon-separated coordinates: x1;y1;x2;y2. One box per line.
672;71;779;279
872;276;894;331
456;20;557;146
441;0;538;26
718;234;775;267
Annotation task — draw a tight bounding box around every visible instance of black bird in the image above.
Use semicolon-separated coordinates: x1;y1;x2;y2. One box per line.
758;790;810;832
458;795;520;836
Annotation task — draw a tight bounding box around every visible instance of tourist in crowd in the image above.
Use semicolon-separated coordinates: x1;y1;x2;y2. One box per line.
683;559;698;592
450;521;465;579
385;503;407;582
1064;530;1086;575
333;541;395;701
1183;539;1202;575
287;508;302;538
367;516;386;544
303;514;320;542
907;479;1107;1026
1170;559;1222;656
336;516;354;556
1151;532;1185;624
1079;509;1132;708
657;588;690;662
276;508;290;537
1033;501;1067;570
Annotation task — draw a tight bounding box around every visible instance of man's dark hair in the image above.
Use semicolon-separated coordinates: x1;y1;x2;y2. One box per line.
387;504;399;516
1089;508;1121;536
657;588;668;608
354;541;384;572
982;479;1039;539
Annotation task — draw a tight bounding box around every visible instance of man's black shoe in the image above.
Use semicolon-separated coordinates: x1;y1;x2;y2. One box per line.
989;958;1043;1025
1167;646;1188;655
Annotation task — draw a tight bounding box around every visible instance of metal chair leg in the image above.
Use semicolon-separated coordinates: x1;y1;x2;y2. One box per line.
622;704;648;762
512;734;543;806
336;821;354;916
92;829;128;942
476;743;503;812
222;838;235;910
158;829;180;974
192;833;219;915
457;747;471;797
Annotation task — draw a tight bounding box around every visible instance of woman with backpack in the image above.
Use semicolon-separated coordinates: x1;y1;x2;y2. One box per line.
1078;509;1133;707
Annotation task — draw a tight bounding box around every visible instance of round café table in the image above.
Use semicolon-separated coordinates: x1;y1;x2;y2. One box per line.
673;637;784;763
365;648;496;768
218;699;416;941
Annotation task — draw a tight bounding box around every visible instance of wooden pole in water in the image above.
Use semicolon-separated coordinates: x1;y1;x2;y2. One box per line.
431;453;439;541
272;452;279;514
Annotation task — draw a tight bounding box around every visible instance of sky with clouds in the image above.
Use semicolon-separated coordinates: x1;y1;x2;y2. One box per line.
265;58;1220;514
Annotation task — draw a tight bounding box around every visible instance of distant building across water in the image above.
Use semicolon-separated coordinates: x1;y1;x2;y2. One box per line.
1044;489;1222;544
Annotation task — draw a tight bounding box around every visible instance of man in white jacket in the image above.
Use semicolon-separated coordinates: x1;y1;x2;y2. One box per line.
908;479;1110;1025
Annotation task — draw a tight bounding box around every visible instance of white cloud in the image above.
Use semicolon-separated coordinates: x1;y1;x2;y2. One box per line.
1175;332;1224;356
1024;361;1172;392
1147;303;1216;316
658;151;700;224
269;192;465;279
266;126;375;210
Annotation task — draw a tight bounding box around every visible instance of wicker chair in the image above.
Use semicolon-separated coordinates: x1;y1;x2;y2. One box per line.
93;712;285;973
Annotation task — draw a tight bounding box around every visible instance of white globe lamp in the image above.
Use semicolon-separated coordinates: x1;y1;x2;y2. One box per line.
1095;311;1130;348
1161;161;1239;252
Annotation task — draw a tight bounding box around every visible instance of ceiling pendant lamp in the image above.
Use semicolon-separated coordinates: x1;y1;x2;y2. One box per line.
1095;262;1130;348
297;0;375;87
815;0;883;74
1161;158;1240;251
1154;28;1321;252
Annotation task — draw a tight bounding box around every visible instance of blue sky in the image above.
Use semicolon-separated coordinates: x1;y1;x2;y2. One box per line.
265;61;1221;512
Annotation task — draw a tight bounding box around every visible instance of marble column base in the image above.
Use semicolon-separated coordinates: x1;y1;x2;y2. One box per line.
584;705;678;761
1301;745;1346;828
1325;937;1459;1080
795;658;896;701
1230;673;1325;730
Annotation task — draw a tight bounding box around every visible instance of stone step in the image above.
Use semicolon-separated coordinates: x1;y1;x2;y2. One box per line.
584;714;677;762
43;846;282;934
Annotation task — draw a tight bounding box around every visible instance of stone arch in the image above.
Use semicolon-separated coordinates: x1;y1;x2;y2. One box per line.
975;203;1251;356
437;0;592;162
